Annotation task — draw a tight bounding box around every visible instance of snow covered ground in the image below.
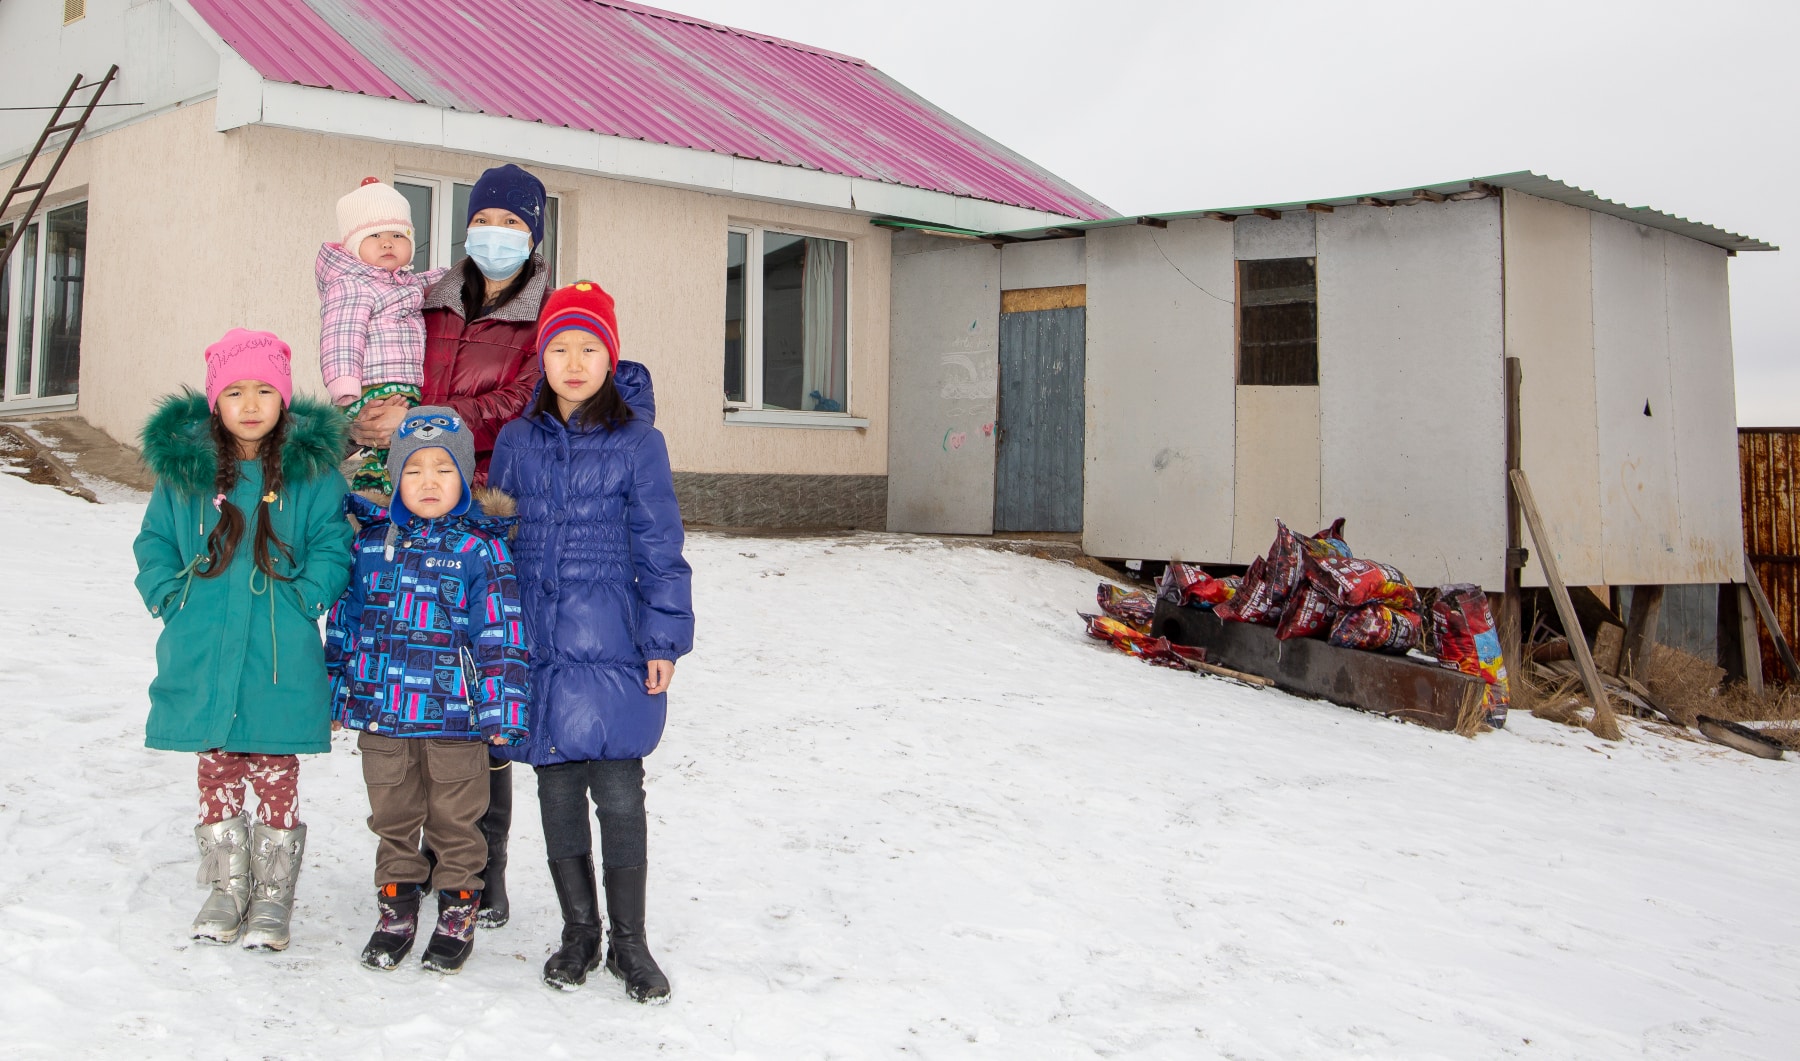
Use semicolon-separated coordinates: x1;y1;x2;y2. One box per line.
2;471;1798;1060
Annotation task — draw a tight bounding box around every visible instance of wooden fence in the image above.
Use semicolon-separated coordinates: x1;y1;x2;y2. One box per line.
1739;428;1800;682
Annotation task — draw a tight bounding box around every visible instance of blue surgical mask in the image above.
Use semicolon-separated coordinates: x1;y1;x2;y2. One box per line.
465;226;532;280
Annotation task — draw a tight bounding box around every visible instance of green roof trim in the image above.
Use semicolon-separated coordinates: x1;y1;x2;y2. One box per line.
870;218;991;238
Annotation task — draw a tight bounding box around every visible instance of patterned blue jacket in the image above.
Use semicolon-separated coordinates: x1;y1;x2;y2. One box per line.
325;492;531;740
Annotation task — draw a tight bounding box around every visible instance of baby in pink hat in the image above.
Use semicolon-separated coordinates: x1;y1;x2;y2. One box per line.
316;177;446;492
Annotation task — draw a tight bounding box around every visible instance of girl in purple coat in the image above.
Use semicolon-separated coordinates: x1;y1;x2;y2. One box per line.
489;280;693;1001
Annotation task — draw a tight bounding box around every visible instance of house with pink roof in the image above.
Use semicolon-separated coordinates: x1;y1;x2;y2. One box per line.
0;0;1106;526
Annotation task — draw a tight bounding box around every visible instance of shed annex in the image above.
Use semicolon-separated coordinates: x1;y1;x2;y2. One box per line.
886;174;1775;593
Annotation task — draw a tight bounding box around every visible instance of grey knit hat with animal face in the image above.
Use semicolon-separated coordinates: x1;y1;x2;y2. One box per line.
387;406;475;519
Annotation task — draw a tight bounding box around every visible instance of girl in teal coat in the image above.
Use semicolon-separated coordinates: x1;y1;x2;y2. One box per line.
134;328;353;952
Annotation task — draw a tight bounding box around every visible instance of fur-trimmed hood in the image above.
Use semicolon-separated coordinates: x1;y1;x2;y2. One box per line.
344;485;518;539
139;389;346;495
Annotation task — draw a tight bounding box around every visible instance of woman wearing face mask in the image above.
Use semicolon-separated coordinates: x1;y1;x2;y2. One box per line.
351;163;549;491
347;162;549;933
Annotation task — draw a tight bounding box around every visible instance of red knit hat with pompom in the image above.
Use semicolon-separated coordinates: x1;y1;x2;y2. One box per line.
536;280;620;372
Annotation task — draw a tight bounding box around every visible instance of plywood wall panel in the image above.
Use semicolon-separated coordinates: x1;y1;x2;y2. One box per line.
1001;238;1086;291
1233;212;1317;261
887;238;1001;533
1082;221;1236;560
1232;386;1322;562
1316;200;1507;587
1664;234;1744;583
1501;191;1604;588
1591;214;1685;584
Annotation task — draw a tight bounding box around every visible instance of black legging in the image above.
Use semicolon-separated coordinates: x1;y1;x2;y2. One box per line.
534;758;647;868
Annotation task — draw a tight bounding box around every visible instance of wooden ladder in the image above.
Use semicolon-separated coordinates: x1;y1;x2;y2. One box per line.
0;64;118;267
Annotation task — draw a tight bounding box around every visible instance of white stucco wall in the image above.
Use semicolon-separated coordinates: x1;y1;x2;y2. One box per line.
3;102;893;478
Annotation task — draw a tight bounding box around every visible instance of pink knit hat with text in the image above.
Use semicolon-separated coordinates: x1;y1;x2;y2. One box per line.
337;177;414;256
205;328;293;409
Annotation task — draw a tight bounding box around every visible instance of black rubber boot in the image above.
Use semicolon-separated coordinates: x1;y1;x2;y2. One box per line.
542;855;604;990
420;889;479;974
603;864;670;1003
477;758;512;928
359;882;423;971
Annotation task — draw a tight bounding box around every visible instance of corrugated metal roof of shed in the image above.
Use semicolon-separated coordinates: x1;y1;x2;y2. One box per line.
956;172;1773;253
184;0;1111;220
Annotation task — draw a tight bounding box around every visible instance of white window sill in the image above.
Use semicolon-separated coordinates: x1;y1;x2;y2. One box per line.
724;408;869;430
0;394;78;415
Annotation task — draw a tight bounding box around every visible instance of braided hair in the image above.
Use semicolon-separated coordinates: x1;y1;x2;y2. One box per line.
197;412;295;580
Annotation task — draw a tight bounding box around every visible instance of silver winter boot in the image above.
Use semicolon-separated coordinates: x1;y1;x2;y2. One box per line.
240;822;306;951
192;815;252;944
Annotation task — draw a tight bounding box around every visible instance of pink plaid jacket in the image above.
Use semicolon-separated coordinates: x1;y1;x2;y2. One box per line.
315;243;447;404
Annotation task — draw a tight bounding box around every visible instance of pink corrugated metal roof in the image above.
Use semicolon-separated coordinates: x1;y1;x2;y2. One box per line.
187;0;412;102
185;0;1109;219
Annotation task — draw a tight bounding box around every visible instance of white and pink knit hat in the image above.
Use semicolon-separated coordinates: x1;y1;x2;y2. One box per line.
336;176;413;256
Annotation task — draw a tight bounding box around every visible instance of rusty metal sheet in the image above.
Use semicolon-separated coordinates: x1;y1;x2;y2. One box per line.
1151;600;1486;732
1739;428;1800;681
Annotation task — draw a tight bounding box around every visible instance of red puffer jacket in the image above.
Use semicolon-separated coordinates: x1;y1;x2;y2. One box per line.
419;258;548;485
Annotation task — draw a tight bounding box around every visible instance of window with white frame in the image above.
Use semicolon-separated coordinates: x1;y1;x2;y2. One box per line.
725;226;849;414
1;200;86;405
394;175;560;283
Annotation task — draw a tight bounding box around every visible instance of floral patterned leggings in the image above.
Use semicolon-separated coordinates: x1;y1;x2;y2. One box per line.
197;751;301;829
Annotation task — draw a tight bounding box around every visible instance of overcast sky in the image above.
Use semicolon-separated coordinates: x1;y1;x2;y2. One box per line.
676;0;1797;424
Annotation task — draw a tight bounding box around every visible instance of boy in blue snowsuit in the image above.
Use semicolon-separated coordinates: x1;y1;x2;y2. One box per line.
325;406;530;974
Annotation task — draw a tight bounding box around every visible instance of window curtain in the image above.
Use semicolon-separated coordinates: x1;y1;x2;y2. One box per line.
801;238;840;411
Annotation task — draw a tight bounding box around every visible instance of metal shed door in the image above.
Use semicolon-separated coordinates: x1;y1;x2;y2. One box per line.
995;295;1085;532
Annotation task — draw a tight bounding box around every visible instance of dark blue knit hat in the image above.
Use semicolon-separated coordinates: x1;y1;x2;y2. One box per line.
466;164;546;248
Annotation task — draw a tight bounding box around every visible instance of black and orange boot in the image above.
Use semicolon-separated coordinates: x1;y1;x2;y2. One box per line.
360;882;423;971
420;889;479;974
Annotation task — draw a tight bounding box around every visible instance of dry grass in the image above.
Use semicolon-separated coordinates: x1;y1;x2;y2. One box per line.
1452;684;1491;739
1636;642;1800;735
1518;633;1800;749
1640;644;1727;726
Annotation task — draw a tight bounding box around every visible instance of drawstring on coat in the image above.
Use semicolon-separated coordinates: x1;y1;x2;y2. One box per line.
185;489;287;684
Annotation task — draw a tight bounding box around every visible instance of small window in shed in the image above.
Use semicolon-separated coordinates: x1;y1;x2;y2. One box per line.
1237;257;1317;386
64;0;86;25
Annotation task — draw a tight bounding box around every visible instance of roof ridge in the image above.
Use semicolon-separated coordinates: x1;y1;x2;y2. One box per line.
584;0;868;66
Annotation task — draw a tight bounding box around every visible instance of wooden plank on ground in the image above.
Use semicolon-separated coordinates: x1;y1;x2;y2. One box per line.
1151;600;1486;732
1511;468;1621;737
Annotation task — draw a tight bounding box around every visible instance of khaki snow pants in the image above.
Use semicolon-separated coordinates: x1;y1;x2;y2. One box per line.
358;732;490;894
